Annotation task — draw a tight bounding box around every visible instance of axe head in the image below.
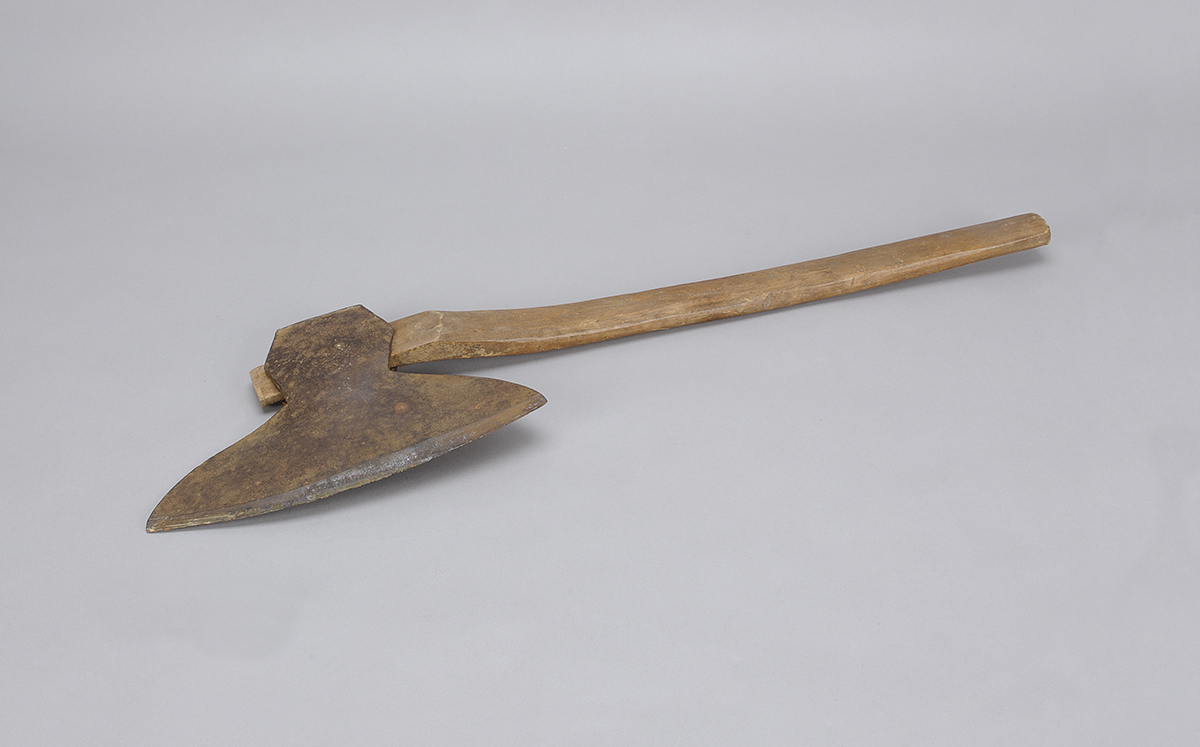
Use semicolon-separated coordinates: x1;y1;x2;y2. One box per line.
147;305;545;532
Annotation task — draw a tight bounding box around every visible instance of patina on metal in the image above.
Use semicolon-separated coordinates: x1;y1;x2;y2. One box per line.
147;305;545;532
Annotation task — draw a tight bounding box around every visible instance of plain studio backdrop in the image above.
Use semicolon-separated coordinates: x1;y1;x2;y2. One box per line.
1;1;1198;744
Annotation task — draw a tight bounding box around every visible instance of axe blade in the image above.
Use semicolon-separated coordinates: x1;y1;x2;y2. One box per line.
147;306;545;532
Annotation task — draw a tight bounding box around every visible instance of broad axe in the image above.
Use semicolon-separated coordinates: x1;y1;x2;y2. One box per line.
148;214;1050;532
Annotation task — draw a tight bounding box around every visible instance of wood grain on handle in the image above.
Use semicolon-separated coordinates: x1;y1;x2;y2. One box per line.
252;213;1049;405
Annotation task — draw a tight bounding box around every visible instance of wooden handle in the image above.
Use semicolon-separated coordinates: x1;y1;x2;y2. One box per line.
389;213;1049;364
252;213;1049;405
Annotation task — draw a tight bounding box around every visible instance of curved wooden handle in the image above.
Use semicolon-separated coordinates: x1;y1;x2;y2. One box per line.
253;213;1049;404
389;213;1049;365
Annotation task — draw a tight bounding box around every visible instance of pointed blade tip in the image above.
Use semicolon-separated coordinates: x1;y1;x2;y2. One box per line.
145;511;190;533
146;498;244;533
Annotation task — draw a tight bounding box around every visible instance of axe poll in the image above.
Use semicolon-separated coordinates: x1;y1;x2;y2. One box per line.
148;214;1050;532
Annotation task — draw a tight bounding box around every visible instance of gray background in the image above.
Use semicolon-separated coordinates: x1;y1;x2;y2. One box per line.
2;1;1198;743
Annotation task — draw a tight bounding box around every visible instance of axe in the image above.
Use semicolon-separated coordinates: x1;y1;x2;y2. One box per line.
148;213;1050;532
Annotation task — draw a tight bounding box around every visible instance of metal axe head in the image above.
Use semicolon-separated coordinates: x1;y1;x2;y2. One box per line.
147;305;545;532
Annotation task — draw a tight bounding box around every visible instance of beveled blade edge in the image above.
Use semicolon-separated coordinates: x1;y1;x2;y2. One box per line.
146;390;546;532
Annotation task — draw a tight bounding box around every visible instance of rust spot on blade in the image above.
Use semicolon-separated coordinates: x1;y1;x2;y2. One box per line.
148;306;545;531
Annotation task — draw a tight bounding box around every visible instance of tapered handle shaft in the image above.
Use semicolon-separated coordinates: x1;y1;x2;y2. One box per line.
252;213;1049;405
389;213;1048;365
